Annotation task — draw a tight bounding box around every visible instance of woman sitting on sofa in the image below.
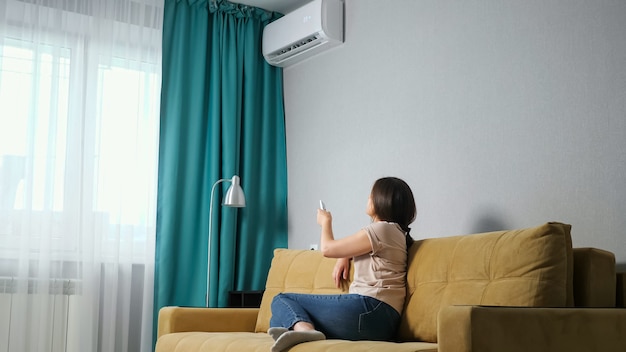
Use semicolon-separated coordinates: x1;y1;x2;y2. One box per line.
268;177;417;352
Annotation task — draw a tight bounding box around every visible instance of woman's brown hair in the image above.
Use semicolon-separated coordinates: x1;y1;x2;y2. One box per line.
370;177;417;248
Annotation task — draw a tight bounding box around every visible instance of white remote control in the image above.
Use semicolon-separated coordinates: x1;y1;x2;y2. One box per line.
319;200;326;210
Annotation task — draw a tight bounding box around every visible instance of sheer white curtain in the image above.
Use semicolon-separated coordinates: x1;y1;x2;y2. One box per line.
0;0;162;351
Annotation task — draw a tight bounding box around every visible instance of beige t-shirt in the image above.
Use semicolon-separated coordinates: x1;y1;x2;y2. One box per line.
349;221;408;314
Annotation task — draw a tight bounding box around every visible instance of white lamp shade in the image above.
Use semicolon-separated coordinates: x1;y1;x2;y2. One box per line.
223;175;246;207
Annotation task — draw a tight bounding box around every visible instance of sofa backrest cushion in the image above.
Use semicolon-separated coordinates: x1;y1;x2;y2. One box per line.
397;222;573;343
255;249;349;333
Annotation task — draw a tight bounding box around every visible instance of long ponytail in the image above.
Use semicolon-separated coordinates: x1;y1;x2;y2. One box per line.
404;227;414;249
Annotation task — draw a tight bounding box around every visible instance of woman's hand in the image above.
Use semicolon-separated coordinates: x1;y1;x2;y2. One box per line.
317;208;332;227
332;257;350;288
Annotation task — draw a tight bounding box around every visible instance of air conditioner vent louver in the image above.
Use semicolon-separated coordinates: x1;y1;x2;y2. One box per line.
278;34;320;55
262;0;343;67
267;33;326;64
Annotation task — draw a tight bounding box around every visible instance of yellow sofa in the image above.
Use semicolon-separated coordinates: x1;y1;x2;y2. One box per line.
156;222;626;351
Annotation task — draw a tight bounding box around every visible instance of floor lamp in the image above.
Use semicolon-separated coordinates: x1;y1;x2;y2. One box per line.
206;175;246;307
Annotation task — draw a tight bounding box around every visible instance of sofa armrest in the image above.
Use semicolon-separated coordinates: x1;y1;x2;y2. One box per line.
438;305;626;352
157;307;259;338
617;272;625;307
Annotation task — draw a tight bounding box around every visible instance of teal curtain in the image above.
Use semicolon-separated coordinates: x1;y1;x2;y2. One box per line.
154;0;287;333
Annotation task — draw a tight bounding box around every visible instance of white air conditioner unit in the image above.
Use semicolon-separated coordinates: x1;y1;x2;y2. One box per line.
262;0;344;67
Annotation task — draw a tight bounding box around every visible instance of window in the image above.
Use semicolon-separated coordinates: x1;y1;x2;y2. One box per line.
0;1;162;350
0;1;161;261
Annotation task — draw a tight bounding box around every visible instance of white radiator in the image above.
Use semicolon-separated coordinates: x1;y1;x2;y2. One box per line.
0;277;80;352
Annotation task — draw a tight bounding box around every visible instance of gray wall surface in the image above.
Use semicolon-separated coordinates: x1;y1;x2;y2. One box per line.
282;0;626;268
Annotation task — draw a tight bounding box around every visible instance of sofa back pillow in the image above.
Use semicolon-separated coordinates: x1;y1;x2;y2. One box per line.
397;222;573;343
255;248;349;333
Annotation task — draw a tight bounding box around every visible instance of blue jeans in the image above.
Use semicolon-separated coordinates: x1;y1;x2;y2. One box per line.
269;293;400;341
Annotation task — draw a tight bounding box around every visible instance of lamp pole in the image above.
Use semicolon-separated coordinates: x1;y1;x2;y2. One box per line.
206;175;245;307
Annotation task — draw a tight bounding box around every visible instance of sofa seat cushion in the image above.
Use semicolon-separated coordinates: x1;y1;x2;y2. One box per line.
156;332;272;352
399;222;573;343
155;331;439;352
290;340;439;351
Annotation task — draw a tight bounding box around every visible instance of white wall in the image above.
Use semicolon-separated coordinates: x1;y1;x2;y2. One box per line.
282;0;626;269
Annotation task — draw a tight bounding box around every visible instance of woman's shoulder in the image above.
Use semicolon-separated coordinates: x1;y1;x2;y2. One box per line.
367;221;403;233
365;222;405;245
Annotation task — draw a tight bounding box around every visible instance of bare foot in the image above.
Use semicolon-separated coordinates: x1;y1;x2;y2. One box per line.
292;321;315;331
